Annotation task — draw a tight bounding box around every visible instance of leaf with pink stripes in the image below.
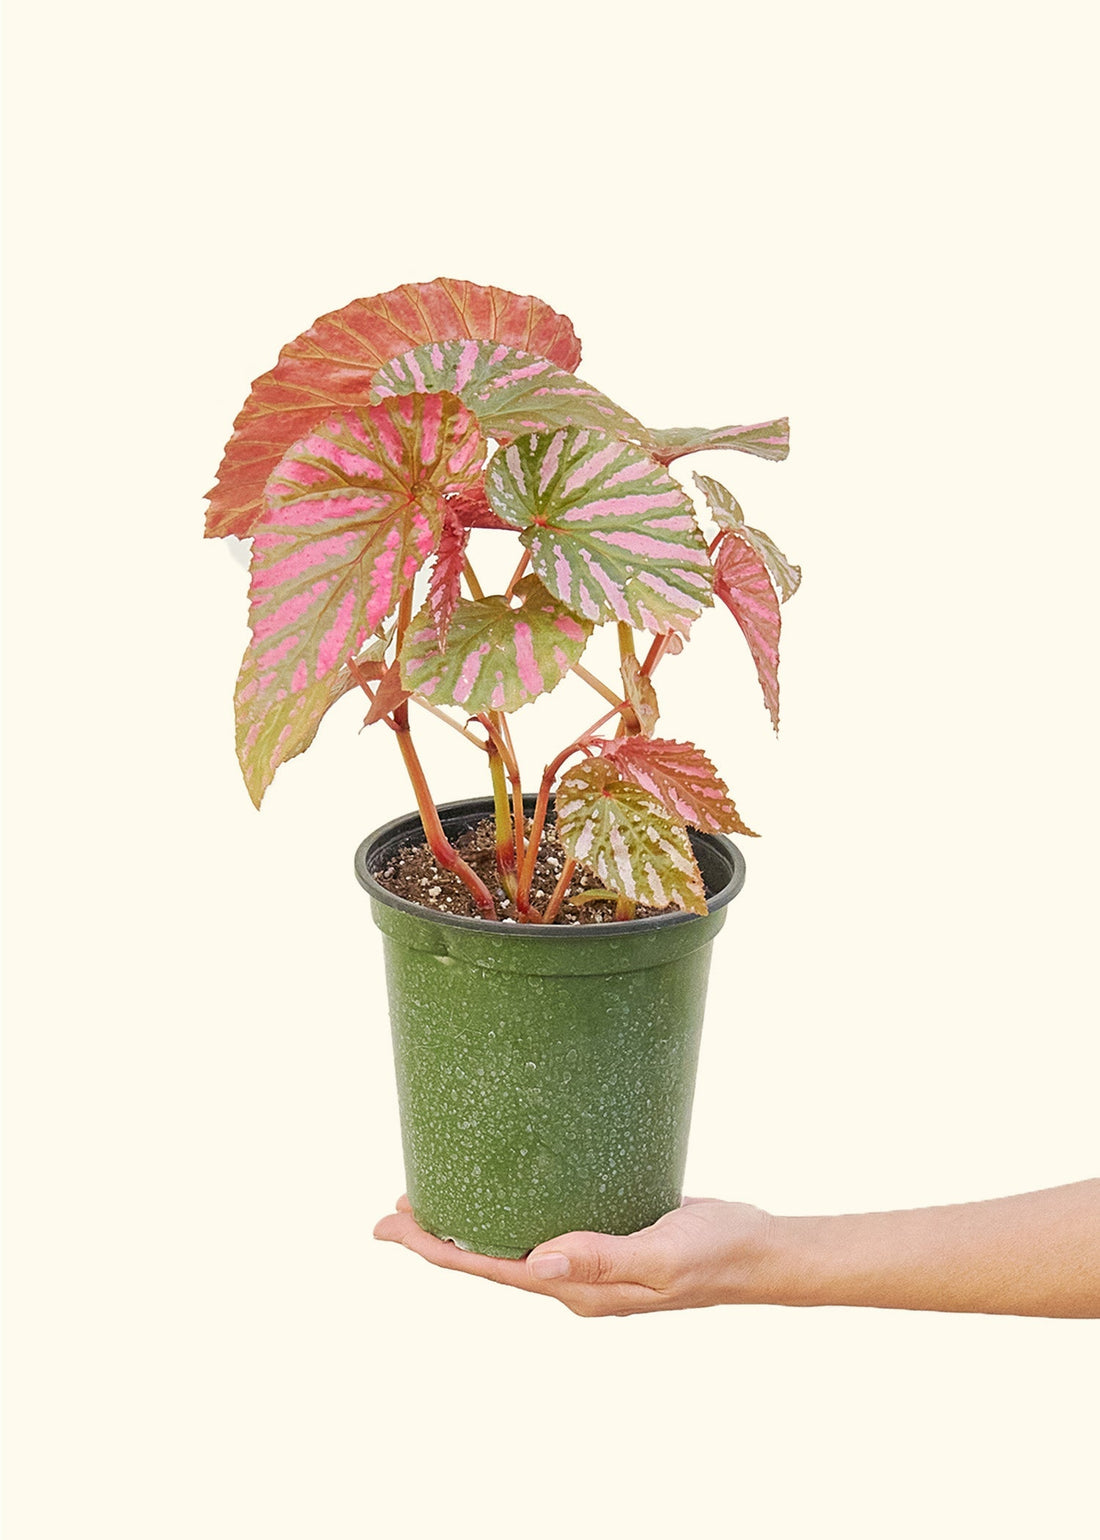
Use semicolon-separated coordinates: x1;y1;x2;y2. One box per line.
485;428;713;636
648;418;790;465
400;574;593;714
372;340;644;444
713;532;782;731
234;392;483;806
555;758;707;915
597;735;758;835
205;278;581;538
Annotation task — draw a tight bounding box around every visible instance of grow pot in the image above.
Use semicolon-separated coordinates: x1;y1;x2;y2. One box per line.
355;796;745;1259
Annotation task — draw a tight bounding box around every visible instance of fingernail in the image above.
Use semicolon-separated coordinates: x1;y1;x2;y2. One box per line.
529;1251;570;1279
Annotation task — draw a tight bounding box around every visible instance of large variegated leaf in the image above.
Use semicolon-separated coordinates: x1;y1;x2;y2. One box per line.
206;278;581;538
599;735;757;835
555;758;706;914
235;393;482;806
647;418;790;465
693;472;801;602
620;655;659;735
485;428;713;636
372;340;644;443
713;532;782;731
400;574;593;713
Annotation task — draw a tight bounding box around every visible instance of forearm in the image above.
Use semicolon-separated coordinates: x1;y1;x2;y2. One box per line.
754;1180;1100;1317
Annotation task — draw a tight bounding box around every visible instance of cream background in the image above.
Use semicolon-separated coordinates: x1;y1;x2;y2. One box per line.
4;2;1098;1535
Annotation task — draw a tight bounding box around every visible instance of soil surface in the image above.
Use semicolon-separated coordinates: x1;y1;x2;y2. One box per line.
371;817;687;925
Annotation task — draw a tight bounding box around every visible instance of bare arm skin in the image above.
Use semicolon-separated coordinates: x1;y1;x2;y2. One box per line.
373;1181;1100;1319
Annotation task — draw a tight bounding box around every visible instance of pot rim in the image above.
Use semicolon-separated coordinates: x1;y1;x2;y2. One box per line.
354;795;746;939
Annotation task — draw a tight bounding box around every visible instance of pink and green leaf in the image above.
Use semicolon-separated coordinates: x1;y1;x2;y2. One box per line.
619;654;659;735
205;278;581;538
647;418;790;465
234;393;482;805
399;573;593;714
693;472;801;602
485;428;713;636
597;735;758;835
713;532;782;731
555;758;707;914
372;340;644;443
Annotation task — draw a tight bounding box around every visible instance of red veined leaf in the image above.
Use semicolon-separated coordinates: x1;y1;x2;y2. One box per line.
713;532;782;731
647;418;790;465
619;655;659;735
555;758;707;915
363;661;411;726
234;393;482;806
444;481;511;531
205;278;581;538
485;428;712;636
400;574;593;714
426;507;470;648
372;340;643;443
598;736;758;835
693;472;801;602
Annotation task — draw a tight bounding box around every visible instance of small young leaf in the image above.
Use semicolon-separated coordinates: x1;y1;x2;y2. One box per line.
693;473;801;602
619;655;659;735
234;393;481;806
400;574;593;714
363;662;411;726
555;759;707;914
486;428;713;636
445;482;511;531
426;507;470;648
373;340;644;443
713;533;782;731
599;736;757;835
205;278;581;539
647;418;790;465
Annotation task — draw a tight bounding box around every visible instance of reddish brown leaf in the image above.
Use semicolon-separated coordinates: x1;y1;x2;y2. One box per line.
206;278;581;539
444;482;512;531
713;532;782;731
426;507;470;648
620;655;659;735
363;662;411;726
600;735;757;835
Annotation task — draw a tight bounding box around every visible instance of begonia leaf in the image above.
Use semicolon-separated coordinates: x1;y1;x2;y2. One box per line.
445;482;511;531
485;428;713;636
647;418;790;465
206;278;580;538
426;506;470;648
598;735;757;835
372;340;644;443
400;574;593;713
619;655;659;735
555;758;707;914
234;393;482;806
693;472;801;602
713;532;782;731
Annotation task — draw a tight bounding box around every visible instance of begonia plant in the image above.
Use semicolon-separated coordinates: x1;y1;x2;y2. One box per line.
207;278;797;923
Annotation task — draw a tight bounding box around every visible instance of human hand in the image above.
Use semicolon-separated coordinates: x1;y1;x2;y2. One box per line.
373;1194;777;1316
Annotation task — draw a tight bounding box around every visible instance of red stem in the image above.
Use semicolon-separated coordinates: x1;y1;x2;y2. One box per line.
540;858;577;925
394;709;498;920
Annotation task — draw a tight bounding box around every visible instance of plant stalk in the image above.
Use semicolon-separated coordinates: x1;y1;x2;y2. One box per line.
540;858;577;924
393;706;497;920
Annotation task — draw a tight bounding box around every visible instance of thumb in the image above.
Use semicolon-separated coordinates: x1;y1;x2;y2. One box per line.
526;1230;644;1286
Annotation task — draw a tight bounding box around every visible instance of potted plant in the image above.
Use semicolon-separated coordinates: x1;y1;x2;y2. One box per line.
207;278;797;1258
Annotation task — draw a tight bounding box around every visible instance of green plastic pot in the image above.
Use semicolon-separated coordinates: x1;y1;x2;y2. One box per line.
355;797;745;1259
